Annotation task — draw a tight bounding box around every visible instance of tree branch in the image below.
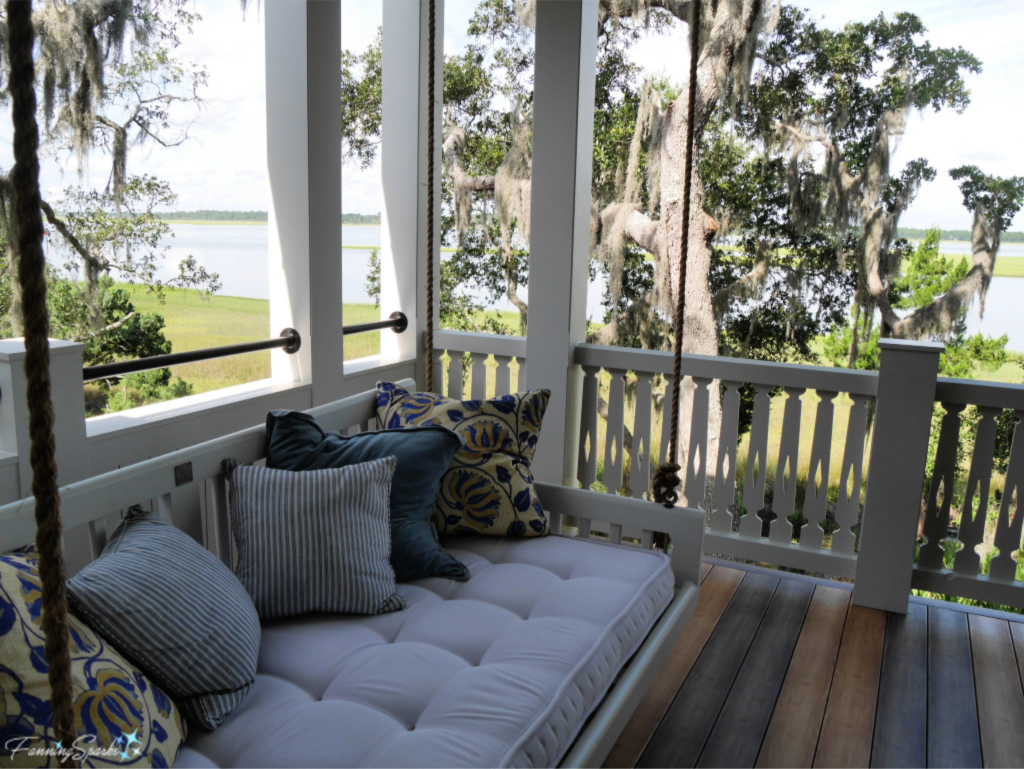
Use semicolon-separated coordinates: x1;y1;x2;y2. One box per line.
75;312;135;342
39;199;109;275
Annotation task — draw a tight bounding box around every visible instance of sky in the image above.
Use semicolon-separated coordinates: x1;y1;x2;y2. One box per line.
4;0;1020;233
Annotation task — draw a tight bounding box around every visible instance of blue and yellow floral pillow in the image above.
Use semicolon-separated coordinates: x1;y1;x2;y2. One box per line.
376;382;551;537
0;548;185;767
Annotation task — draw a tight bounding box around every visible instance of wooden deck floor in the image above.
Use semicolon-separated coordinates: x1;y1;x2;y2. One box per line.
604;561;1024;769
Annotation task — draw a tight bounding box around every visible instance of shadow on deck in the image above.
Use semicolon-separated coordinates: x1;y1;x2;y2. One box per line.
605;560;1024;768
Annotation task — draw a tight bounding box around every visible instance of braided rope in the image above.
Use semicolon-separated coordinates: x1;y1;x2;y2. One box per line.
424;0;436;392
652;0;702;510
7;0;76;762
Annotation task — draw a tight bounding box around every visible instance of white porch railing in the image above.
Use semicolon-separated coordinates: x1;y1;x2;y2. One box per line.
914;377;1024;607
431;330;526;399
573;343;878;579
573;340;1024;613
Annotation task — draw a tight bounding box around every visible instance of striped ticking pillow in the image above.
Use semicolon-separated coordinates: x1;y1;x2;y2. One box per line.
226;457;406;620
67;508;261;731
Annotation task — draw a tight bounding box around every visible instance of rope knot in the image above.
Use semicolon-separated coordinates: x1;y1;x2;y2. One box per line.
652;461;681;509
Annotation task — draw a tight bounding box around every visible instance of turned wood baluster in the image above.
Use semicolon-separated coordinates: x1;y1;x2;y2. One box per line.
918;403;965;570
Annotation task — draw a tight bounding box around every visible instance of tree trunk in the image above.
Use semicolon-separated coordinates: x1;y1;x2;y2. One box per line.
658;94;721;505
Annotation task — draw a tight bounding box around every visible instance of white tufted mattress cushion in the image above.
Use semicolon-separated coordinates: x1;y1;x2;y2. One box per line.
175;534;674;768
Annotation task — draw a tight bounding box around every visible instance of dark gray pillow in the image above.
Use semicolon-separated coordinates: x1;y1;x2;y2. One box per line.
265;410;468;582
225;457;405;619
67;507;260;731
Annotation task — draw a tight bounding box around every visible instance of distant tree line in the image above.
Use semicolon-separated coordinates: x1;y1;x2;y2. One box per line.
898;227;1024;243
342;212;381;225
155;210;268;221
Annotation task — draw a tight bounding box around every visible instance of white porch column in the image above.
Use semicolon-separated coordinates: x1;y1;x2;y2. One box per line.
852;339;943;614
0;339;89;503
524;0;598;486
265;1;344;406
380;0;431;373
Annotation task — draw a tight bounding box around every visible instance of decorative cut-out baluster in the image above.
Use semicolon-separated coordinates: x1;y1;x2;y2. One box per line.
630;372;653;499
801;391;837;551
740;384;772;538
658;375;674;466
470;352;487;401
991;411;1024;582
432;348;444;395
768;387;805;544
954;406;1000;576
516;360;527;391
832;395;870;555
685;377;712;509
494;355;512;397
711;381;742;532
447;353;464;400
603;368;627;495
578;366;600;490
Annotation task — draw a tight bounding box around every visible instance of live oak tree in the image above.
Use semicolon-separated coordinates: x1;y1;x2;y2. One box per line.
0;0;217;347
754;8;989;347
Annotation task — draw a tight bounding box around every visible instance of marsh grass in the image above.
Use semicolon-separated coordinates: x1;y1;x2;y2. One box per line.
118;284;383;395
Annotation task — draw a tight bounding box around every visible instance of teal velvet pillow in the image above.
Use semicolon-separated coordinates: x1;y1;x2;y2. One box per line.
265;410;469;582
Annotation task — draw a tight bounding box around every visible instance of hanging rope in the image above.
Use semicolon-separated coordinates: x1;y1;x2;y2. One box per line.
7;0;76;762
652;0;702;510
424;0;437;392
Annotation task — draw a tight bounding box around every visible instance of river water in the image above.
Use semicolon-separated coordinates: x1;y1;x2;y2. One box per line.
149;225;1024;350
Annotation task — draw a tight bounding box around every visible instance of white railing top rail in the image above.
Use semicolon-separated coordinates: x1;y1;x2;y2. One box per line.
934;376;1024;412
574;343;879;396
432;329;527;358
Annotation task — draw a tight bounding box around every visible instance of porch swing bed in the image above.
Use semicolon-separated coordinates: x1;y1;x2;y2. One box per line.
0;381;704;768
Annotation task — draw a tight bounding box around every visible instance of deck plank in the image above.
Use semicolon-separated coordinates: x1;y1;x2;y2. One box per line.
756;587;851;769
812;605;886;768
871;603;927;768
1010;622;1024;692
697;579;814;768
969;615;1024;767
928;606;982;769
637;571;780;768
603;565;744;768
700;562;713;583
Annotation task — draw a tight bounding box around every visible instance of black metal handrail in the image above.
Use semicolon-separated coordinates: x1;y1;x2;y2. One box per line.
343;311;408;336
82;312;408;383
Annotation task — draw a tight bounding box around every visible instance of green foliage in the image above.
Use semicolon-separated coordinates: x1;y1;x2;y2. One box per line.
106;370;194;413
889;229;967;311
340;28;383;169
750;8;981;173
156;210;267;222
898;227;1024;243
342;212;381;225
949;166;1024;235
